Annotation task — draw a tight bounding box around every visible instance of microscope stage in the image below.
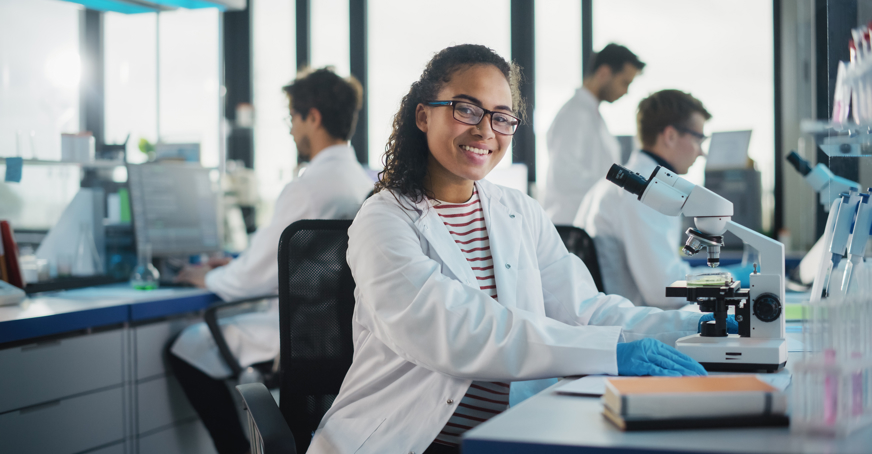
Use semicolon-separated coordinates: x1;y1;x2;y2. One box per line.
676;334;787;373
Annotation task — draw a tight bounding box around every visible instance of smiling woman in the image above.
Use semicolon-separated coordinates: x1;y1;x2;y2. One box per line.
374;45;524;204
308;44;709;454
416;65;517;202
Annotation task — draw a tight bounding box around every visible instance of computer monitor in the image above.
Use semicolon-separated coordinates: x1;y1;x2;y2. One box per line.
705;130;752;170
127;163;222;257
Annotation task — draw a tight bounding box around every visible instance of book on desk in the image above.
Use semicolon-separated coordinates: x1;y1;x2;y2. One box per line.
602;375;789;431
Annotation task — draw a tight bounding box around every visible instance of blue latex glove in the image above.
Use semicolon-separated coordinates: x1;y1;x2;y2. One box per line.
698;314;739;334
616;338;708;376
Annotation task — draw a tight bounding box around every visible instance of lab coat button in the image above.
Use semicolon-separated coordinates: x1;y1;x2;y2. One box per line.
505;263;511;269
509;214;515;218
447;399;454;404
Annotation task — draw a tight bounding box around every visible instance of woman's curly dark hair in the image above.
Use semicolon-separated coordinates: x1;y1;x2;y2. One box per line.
374;44;526;203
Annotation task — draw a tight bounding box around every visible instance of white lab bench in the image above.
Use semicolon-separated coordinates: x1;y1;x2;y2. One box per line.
462;330;872;454
0;284;224;454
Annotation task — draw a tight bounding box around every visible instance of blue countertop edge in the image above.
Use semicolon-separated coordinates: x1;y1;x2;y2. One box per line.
0;304;129;344
0;290;222;345
129;292;222;322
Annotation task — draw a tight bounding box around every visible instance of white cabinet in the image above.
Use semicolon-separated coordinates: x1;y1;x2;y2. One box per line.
137;375;198;434
0;387;125;454
134;318;190;380
138;419;217;454
0;315;219;454
0;329;124;413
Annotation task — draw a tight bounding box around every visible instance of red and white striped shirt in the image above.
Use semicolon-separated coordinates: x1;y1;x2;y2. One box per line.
429;188;509;448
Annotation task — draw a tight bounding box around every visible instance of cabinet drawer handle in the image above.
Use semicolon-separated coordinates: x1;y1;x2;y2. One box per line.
20;400;61;414
21;340;61;352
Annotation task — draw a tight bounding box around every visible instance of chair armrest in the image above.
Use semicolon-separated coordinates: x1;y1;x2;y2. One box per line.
236;383;297;454
204;294;278;378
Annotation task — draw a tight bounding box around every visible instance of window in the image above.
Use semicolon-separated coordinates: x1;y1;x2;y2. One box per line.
593;0;775;231
534;0;582;196
104;11;158;164
158;8;221;168
367;0;511;169
0;0;82;230
311;0;350;76
0;0;80;160
251;0;296;225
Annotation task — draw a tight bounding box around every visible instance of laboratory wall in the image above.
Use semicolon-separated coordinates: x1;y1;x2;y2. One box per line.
781;0;872;253
780;0;817;253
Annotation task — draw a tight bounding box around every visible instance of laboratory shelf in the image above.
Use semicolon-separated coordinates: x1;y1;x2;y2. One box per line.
0;157;127;168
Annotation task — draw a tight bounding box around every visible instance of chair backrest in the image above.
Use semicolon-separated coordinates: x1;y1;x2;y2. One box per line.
554;225;605;293
277;219;356;454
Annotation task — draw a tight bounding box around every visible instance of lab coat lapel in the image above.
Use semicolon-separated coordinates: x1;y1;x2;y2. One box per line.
477;182;521;309
413;200;479;288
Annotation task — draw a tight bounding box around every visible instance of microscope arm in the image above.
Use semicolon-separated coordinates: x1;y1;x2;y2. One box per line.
724;220;786;290
608;164;734;234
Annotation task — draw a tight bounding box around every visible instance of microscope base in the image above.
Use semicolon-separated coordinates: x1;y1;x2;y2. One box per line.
676;334;787;373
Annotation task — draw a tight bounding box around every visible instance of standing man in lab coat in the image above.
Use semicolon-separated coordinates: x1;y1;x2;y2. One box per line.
575;89;749;309
168;68;374;454
542;43;645;225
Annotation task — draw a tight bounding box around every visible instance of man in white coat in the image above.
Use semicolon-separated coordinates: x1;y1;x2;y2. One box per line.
168;68;374;454
575;89;749;309
542;43;645;225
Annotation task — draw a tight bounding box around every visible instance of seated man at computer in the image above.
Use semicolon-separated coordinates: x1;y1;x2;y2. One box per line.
574;89;751;309
168;68;374;454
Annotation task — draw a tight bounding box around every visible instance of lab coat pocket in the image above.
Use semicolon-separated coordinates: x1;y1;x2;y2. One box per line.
317;416;386;454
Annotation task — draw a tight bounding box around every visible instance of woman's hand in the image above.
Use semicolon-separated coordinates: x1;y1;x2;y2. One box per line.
616;338;707;376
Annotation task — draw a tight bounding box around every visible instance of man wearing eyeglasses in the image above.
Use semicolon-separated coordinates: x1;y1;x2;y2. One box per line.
542;43;645;225
169;68;374;454
573;89;751;309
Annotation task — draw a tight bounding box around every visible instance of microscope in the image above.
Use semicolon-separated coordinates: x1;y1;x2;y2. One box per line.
786;151;860;213
786;151;870;299
607;164;787;372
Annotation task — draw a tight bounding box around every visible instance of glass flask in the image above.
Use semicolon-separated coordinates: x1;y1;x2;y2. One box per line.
72;222;102;276
130;243;160;290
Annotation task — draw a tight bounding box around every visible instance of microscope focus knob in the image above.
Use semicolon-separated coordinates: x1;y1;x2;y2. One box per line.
752;293;782;323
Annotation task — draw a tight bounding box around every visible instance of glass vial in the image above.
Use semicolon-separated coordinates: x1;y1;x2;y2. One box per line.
130;243;160;290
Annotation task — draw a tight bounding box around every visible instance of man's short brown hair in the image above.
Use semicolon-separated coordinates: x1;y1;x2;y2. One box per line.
636;89;711;149
282;67;364;141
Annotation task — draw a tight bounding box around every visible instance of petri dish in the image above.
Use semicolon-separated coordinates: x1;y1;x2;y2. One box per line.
686;271;733;287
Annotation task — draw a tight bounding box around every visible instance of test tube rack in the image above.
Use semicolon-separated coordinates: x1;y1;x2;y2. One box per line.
792;290;872;437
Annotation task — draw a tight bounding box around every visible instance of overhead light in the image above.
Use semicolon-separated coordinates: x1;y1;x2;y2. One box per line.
60;0;174;13
149;0;246;11
61;0;246;14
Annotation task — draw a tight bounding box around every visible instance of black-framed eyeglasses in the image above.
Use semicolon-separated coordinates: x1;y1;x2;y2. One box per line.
672;125;708;144
426;100;520;136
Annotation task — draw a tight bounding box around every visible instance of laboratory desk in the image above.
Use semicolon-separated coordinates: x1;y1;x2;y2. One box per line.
0;284;226;454
463;348;872;454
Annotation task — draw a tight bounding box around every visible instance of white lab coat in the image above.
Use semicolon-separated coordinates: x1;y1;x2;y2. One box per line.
574;151;713;309
171;145;374;379
542;87;621;225
307;179;702;454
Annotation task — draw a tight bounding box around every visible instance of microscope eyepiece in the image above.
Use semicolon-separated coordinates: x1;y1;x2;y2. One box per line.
786;151;812;176
606;164;649;198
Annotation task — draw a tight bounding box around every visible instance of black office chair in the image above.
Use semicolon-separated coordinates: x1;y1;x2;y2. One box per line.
554;225;605;293
236;219;356;454
202;294;280;384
